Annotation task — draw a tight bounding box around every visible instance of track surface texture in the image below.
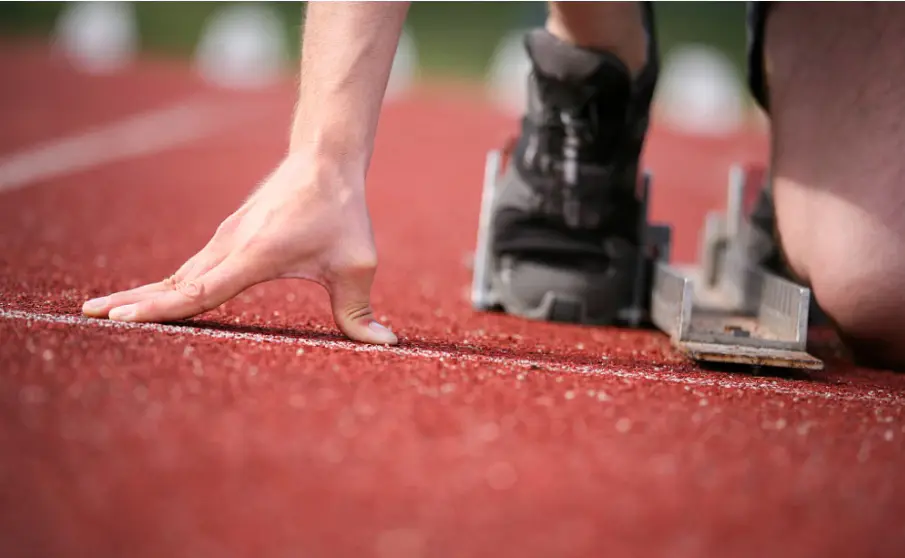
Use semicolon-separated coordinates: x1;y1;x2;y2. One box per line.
2;42;905;558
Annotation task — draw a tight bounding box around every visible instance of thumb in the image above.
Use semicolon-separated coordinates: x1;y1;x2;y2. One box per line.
328;265;397;345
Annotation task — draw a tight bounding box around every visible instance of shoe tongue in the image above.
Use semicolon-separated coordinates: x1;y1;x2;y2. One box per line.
525;29;630;83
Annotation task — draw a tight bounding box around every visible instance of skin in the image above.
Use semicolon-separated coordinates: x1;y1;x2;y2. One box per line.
83;2;905;368
545;2;648;75
82;1;411;345
765;2;905;369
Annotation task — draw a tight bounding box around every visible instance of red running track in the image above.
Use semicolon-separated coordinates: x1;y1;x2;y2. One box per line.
2;41;905;558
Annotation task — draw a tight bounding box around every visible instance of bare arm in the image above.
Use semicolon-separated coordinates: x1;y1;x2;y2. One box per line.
84;2;412;345
290;1;411;173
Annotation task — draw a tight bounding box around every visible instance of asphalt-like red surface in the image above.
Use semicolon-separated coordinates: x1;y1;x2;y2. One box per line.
2;41;905;558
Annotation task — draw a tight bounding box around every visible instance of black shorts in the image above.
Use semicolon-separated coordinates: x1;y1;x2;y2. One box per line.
746;1;772;112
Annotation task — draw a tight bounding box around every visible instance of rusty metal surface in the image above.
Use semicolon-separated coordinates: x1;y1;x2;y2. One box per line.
677;341;825;370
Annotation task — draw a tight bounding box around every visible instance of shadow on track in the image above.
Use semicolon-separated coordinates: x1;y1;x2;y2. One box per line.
183;316;843;386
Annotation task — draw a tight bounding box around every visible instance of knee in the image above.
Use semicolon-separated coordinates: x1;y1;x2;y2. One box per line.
770;153;905;370
771;175;905;370
800;228;905;370
763;0;905;369
813;276;905;370
757;2;905;368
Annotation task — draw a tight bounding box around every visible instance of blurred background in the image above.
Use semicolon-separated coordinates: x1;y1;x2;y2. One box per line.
0;1;756;135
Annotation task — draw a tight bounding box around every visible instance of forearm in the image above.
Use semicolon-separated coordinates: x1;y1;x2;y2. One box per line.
290;1;410;173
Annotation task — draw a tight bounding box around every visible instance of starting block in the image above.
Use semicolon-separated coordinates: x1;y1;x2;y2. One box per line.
650;165;823;370
470;150;824;371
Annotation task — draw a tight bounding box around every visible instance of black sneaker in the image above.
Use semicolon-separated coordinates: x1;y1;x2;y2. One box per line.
487;21;660;325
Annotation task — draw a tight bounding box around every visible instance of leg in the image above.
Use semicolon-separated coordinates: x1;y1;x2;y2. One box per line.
487;2;658;324
546;2;648;75
761;3;905;368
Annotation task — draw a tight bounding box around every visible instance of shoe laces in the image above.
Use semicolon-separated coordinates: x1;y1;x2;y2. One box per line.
526;79;621;187
524;78;633;229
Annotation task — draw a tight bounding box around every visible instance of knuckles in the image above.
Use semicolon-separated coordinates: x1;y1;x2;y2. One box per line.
175;280;205;300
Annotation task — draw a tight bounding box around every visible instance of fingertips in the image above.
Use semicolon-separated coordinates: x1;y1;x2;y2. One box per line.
107;289;201;323
367;320;398;345
107;256;258;324
327;266;398;345
336;314;398;345
81;282;169;317
108;303;140;321
81;296;110;316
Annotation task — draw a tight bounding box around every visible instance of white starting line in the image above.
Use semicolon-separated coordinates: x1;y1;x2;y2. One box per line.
1;307;901;406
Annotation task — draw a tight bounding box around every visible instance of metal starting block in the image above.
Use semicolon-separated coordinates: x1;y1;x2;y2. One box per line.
469;150;505;312
651;165;824;370
470;148;823;371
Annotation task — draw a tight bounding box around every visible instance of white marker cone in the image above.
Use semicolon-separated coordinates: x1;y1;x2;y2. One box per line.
194;5;288;90
385;27;418;102
654;44;746;137
53;1;139;74
485;29;532;117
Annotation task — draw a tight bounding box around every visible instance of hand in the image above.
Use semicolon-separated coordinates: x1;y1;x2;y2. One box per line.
81;152;398;345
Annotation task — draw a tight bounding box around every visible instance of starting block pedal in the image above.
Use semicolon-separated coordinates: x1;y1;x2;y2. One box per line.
650;165;824;370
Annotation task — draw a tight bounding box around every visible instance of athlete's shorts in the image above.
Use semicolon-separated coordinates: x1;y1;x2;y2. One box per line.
746;1;772;112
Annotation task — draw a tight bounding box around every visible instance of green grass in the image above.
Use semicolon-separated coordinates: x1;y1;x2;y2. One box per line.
0;1;750;81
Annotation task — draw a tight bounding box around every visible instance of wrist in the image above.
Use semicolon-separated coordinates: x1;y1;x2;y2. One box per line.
283;133;370;198
289;122;372;175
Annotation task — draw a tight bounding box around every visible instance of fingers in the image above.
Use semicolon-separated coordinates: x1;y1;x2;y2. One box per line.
81;255;217;318
82;281;170;317
328;264;397;345
169;218;236;281
82;189;397;345
107;255;259;324
92;256;398;346
83;239;228;318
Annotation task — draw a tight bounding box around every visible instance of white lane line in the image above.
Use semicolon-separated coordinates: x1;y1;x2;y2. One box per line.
0;97;244;193
2;307;901;406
